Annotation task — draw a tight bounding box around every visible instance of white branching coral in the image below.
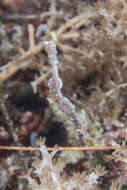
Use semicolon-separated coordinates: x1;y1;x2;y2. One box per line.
24;138;63;190
112;149;127;164
43;41;86;146
24;139;107;190
109;181;121;190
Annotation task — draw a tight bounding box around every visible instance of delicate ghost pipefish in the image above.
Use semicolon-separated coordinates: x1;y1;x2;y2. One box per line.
43;41;86;146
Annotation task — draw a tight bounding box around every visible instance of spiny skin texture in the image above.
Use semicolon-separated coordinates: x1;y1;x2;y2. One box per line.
43;41;86;146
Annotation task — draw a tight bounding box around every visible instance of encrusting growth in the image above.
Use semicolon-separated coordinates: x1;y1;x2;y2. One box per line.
43;41;86;146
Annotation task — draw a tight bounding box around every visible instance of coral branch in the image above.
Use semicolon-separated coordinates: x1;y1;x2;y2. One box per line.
0;43;44;82
0;97;27;171
28;24;35;51
0;145;127;151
